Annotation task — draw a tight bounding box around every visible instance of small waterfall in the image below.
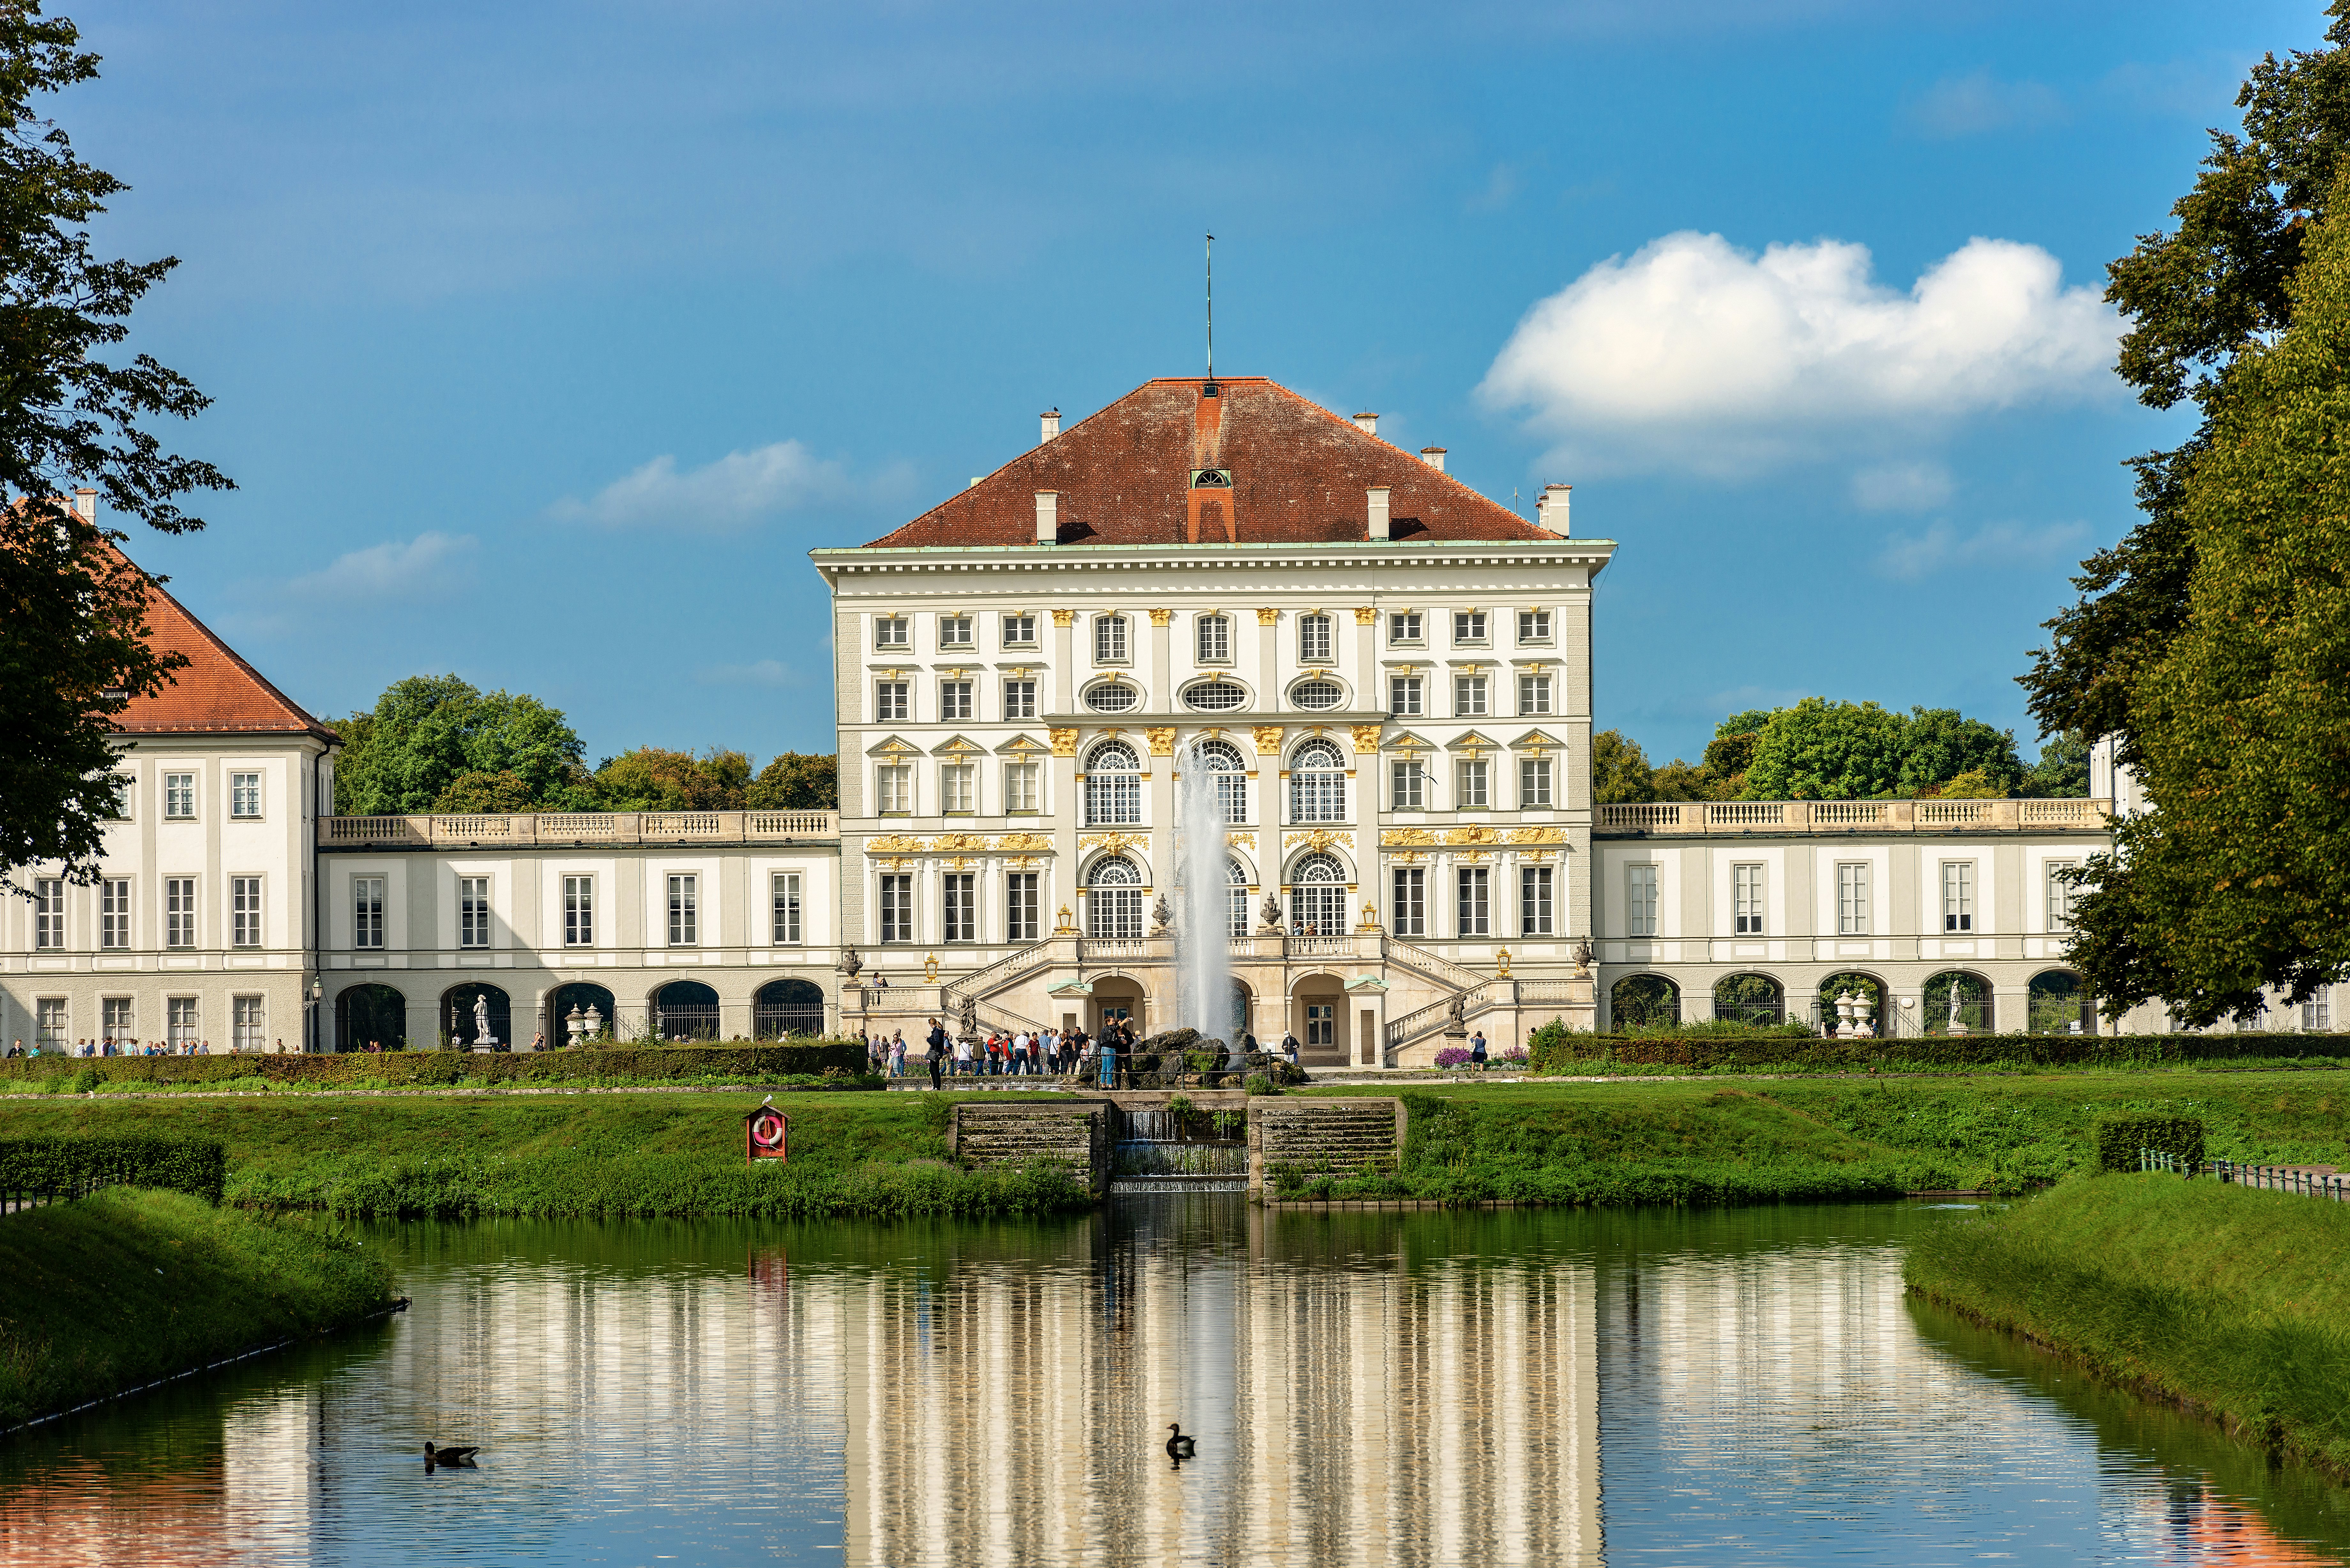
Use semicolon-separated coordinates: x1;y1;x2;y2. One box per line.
1111;1106;1250;1195
1174;742;1233;1041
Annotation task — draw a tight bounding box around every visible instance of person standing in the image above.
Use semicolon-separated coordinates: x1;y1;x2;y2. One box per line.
1011;1030;1030;1076
890;1030;907;1077
1470;1029;1488;1069
925;1017;948;1090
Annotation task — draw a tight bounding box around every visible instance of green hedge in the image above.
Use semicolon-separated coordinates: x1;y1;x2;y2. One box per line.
1529;1029;2350;1074
0;1136;227;1203
0;1040;870;1091
2095;1114;2205;1172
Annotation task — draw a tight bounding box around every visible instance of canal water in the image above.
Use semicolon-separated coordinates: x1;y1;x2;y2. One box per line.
4;1199;2347;1566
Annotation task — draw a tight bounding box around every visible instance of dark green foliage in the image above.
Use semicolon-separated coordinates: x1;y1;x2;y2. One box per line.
335;674;593;815
2095;1114;2206;1172
2022;730;2092;798
0;1039;869;1090
0;1135;224;1202
1528;1030;2350;1075
1590;729;1655;804
748;751;838;810
592;746;750;811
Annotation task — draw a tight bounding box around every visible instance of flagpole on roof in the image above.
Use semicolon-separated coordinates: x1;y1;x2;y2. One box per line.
1205;232;1214;380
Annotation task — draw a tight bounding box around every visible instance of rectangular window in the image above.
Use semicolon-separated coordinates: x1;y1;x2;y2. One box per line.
233;995;265;1052
107;773;133;819
1094;614;1128;663
36;998;65;1049
168;997;198;1049
103;997;133;1040
874;615;909;649
2046;862;2077;931
32;879;64;949
1001;612;1036;647
1837;862;1870;935
667;874;699;946
1519;758;1553;808
164;772;195;819
354;876;385;949
2305;988;2333;1032
563;875;593;946
1732;863;1764;935
1457;759;1490;809
937;614;974;649
231;877;263;948
1521;866;1554;936
1391;759;1425;810
1942;861;1975;932
1006;873;1039;942
1452;610;1487;644
877;765;913;815
230;771;262;819
1087;769;1142;826
941;764;975;814
772;872;802;944
1390;675;1422;716
1196;614;1231;663
1003;680;1037;720
1456;867;1490;937
1392;868;1426;937
879;874;914;943
458;876;490;948
1454;673;1488;717
874;681;909;721
165;878;196;948
1298;613;1333;663
1518;609;1552;644
938;680;973;720
1004;762;1039;813
1388;610;1422;644
1627;864;1658;938
1518;673;1552;715
942;873;976;943
100;878;131;949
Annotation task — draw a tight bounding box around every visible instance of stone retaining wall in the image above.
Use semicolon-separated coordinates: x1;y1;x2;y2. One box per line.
948;1104;1110;1195
1249;1099;1406;1188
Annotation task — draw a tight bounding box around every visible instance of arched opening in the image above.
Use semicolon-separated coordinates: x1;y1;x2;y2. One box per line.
651;979;721;1042
1084;740;1141;826
1288;851;1347;937
1092;973;1145;1037
2029;970;2093;1035
1186;738;1247;824
755;978;826;1039
1610;974;1681;1030
441;983;511;1049
549;982;617;1046
336;983;408;1052
1923;970;1994;1035
1088;855;1145;940
1814;971;1886;1036
1227;977;1255;1045
1289;972;1346;1065
1712;973;1784;1027
1287;739;1346;823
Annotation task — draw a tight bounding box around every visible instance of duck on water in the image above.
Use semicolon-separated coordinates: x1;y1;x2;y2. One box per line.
1165;1425;1196;1465
424;1443;481;1467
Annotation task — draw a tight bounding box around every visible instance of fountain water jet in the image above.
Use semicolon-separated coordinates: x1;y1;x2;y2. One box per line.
1174;741;1235;1044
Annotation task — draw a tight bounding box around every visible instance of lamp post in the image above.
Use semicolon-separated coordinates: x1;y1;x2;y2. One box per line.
304;975;324;1053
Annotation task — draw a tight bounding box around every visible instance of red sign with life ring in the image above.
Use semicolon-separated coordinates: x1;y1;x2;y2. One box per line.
745;1106;789;1162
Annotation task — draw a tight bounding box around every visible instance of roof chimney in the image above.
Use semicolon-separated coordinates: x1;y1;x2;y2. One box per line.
1419;446;1447;473
72;487;95;522
1353;412;1378;437
1035;490;1058;546
1537;483;1572;536
1040;408;1061;443
1367;485;1391;542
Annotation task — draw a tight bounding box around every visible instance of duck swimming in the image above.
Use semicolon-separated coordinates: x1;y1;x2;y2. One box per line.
424;1443;481;1466
1165;1424;1196;1461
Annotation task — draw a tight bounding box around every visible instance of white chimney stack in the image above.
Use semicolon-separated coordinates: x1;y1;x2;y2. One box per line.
71;487;95;522
1353;412;1378;437
1040;408;1061;442
1035;490;1058;545
1537;483;1572;536
1367;485;1391;542
1419;446;1447;473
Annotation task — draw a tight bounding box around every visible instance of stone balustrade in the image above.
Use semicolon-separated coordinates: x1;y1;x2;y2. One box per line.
319;810;839;848
1593;797;2111;836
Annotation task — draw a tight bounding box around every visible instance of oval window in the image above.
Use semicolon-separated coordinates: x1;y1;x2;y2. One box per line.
1291;680;1343;710
1085;684;1139;713
1183;680;1247;712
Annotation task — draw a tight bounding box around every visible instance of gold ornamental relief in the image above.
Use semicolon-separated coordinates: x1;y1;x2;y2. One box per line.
1049;727;1078;757
1381;828;1438;848
1051;609;1076;627
997;832;1053;853
1446;825;1500;846
1146;726;1177;755
1251;725;1285;754
1354;607;1377;624
1080;832;1146;857
1255;608;1280;625
1148;608;1173;627
931;833;989;853
866;834;926;855
1283;828;1344;855
1505;826;1568;845
1350;724;1382;754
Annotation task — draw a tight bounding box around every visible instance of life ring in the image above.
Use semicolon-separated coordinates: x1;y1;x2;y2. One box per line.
749;1111;786;1150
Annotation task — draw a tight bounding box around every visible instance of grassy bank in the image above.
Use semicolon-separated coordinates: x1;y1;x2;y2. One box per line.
1905;1175;2350;1476
0;1188;397;1424
1529;1028;2350;1076
0;1041;871;1095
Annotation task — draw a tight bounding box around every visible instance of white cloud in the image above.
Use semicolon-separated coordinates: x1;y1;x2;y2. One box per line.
1872;518;2092;582
548;440;858;531
1850;461;1953;513
288;531;477;597
1477;231;2120;476
1906;71;2067;138
696;658;797;689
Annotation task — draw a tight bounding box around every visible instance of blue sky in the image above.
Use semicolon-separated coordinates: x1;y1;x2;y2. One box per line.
68;0;2318;768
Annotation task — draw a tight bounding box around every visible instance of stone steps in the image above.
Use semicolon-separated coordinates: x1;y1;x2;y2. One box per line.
949;1105;1109;1193
1253;1100;1404;1177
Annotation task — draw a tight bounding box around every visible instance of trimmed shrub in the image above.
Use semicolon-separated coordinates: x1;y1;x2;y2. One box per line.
0;1040;870;1091
1528;1030;2350;1076
0;1136;227;1203
2095;1114;2205;1172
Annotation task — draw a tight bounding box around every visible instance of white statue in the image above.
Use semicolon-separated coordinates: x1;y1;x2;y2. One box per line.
472;993;494;1045
1946;984;1967;1036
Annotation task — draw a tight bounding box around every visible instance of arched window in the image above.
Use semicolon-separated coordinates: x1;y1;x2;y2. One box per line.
1289;739;1346;823
1086;741;1141;826
1187;739;1247;824
1227;857;1250;938
1289;851;1347;936
1088;855;1145;940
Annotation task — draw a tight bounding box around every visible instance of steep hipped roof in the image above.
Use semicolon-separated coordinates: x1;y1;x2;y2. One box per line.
111;553;334;740
865;377;1556;548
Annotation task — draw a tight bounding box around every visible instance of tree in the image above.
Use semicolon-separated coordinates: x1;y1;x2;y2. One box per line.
2064;165;2350;1026
430;770;536;814
1740;698;1910;801
1898;708;2024;797
334;675;593;814
748;751;838;811
1589;729;1654;804
594;747;750;811
2021;732;2091;798
0;9;231;891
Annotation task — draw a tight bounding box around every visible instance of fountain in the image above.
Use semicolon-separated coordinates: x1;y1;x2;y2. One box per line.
1173;740;1234;1046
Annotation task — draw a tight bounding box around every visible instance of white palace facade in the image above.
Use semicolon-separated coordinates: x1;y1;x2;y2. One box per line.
5;373;2261;1061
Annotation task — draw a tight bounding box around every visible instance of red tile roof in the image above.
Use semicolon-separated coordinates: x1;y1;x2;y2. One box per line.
865;377;1557;548
110;552;334;740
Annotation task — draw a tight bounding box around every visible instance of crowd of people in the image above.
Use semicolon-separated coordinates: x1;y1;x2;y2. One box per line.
3;1036;274;1057
860;1018;1139;1086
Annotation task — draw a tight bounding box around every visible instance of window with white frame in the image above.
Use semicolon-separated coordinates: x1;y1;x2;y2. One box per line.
1183;679;1246;711
2304;987;2333;1031
771;872;801;943
939;680;973;720
1452;610;1487;644
36;998;66;1048
942;873;976;943
941;763;975;814
1518;609;1552;644
1003;680;1037;720
1085;741;1141;825
563;875;592;946
457;876;490;948
233;994;265;1052
1004;761;1039;813
165;878;195;948
1521;865;1554;936
1456;867;1490;936
1001;612;1037;647
1519;757;1553;808
874;615;909;649
168;997;198;1049
1457;758;1490;809
1942;861;1975;932
1196;613;1231;663
666;874;698;946
2046;862;2077;931
1094;614;1129;663
938;614;974;649
1006;873;1039;941
1388;610;1422;644
230;771;262;819
1194;739;1247;824
1626;864;1658;937
231;877;263;948
107;773;133;818
1288;740;1346;823
1837;862;1871;935
1298;612;1333;663
877;765;913;815
1290;853;1346;935
1732;863;1764;935
100;878;130;949
1085;682;1139;712
354;876;385;948
1518;673;1552;715
164;772;195;819
1390;675;1422;716
1088;856;1145;939
1290;679;1343;710
1391;758;1426;810
875;681;909;721
103;997;132;1041
879;874;914;943
1454;673;1487;716
1225;859;1249;938
1392;867;1426;937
